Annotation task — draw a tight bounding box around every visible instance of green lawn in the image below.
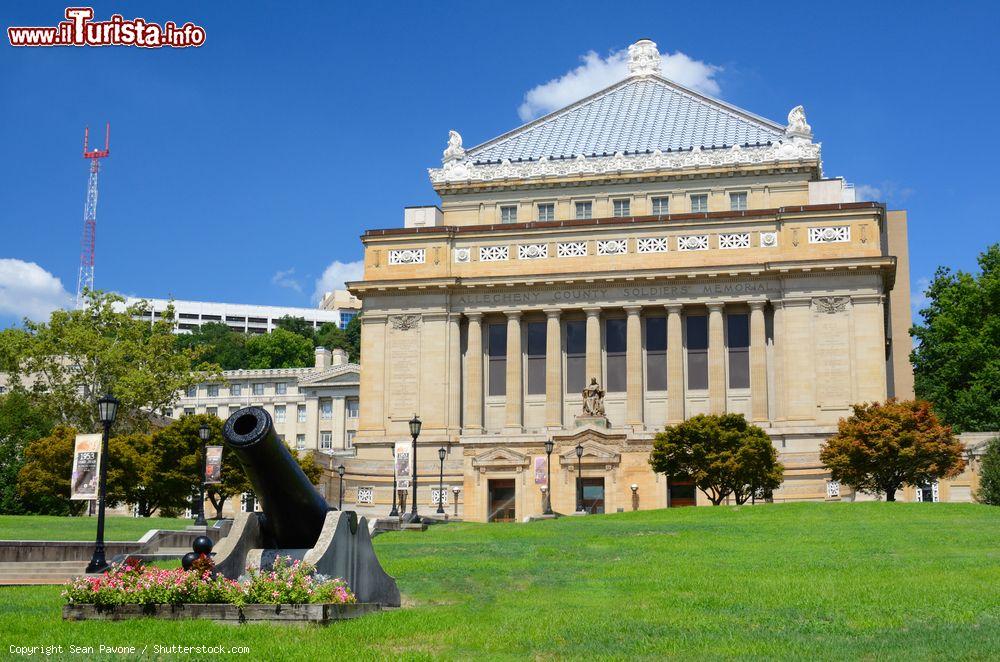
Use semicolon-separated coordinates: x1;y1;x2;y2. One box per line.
1;502;998;659
0;515;194;541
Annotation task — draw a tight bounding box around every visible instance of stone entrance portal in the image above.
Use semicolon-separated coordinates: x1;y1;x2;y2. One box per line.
488;479;516;522
581;477;605;514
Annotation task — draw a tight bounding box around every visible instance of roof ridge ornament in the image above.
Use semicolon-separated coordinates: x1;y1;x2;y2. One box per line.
627;39;661;77
785;105;813;141
442;129;465;164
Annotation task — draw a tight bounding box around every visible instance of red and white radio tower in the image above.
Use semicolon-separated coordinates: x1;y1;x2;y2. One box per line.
76;123;110;309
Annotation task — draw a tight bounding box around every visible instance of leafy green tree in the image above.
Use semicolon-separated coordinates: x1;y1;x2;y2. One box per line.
820;399;966;501
0;290;210;435
245;327;314;369
649;414;783;505
175;322;248;371
274;316;317;344
911;244;1000;432
975;437;1000;505
343;314;361;363
17;425;84;515
316;323;350;357
0;392;56;514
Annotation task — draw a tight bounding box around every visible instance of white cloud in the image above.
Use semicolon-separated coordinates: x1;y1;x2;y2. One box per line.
911;276;931;317
518;46;722;121
855;182;915;205
312;260;364;305
271;267;302;293
0;258;73;321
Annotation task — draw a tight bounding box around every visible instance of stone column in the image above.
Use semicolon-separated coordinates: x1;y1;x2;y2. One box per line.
544;309;563;429
707;302;726;415
584;307;602;385
749;300;769;422
463;313;483;433
448;314;462;435
624;305;644;429
771;301;785;421
666;304;684;424
504;311;523;432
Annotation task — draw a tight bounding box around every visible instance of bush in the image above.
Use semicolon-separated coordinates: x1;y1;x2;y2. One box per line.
976;437;1000;505
61;556;356;606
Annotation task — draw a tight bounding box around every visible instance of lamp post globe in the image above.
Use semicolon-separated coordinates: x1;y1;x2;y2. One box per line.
337;464;346;510
436;447;446;514
408;414;422;523
193;422;211;527
575;443;584;514
543;440;555;515
86;393;119;574
630;483;639;511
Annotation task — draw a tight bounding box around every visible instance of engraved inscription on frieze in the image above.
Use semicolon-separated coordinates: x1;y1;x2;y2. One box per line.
454;281;781;308
388;321;419;416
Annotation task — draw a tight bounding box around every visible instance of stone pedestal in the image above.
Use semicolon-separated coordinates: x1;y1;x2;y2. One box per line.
574;415;610;429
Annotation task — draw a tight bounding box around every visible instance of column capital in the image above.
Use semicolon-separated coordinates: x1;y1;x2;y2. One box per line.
504;310;523;320
748;299;767;311
465;311;483;322
543;308;562;319
665;303;683;314
623;305;643;316
583;307;602;318
706;302;725;313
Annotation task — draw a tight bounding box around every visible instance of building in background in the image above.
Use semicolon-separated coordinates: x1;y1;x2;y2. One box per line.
126;290;360;334
343;39;928;521
174;347;359;515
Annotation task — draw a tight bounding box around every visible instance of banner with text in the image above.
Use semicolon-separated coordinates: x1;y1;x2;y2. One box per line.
534;456;548;485
70;433;101;500
394;441;411;491
205;446;223;484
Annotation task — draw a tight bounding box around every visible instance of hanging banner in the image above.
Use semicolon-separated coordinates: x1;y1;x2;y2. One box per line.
70;433;101;500
205;446;223;484
534;456;547;485
394;441;411;491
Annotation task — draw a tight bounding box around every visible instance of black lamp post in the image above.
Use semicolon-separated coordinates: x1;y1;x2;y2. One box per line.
337;464;345;510
408;414;422;523
86;392;119;574
194;423;210;526
389;446;399;517
575;443;584;513
544;440;555;515
437;447;446;515
452;485;460;518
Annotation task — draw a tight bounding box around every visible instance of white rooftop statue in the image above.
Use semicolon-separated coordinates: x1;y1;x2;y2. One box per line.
627;39;661;77
442;129;465;163
785;105;812;139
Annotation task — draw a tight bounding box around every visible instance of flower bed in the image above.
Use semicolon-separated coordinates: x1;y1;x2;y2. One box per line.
62;556;356;608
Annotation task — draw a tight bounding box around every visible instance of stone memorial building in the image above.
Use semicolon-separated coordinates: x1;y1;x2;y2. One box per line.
345;40;917;521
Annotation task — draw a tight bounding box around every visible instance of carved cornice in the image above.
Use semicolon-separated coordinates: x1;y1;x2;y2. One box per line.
428;142;821;187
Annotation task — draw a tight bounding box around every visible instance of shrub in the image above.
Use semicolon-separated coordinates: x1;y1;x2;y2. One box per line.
240;556;355;606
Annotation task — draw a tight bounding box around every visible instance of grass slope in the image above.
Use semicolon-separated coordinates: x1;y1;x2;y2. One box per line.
0;515;193;542
1;503;998;660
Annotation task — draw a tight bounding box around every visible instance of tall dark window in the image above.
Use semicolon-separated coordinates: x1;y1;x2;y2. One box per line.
686;316;708;390
606;318;627;393
645;316;667;391
727;314;750;389
488;323;507;396
526;322;546;395
566;320;586;394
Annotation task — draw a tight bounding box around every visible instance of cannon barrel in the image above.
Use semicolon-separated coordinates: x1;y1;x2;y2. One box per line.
222;407;330;549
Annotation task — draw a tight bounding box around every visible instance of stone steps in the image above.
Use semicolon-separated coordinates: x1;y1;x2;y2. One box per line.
0;561;87;585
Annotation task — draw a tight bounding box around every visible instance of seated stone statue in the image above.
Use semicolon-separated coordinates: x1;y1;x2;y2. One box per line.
581;377;606;417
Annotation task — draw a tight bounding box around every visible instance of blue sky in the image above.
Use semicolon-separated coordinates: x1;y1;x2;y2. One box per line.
1;1;997;329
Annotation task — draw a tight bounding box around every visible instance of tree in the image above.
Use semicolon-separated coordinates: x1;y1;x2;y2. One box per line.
245;327;314;369
0;290;211;435
820;399;966;502
649;414;783;505
0;392;56;514
316;315;361;363
17;425;84;515
274;316;317;344
911;244;1000;432
343;314;361;363
175;322;248;371
976;437;1000;506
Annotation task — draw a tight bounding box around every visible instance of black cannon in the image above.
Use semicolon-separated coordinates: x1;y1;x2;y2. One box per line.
222;407;330;549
